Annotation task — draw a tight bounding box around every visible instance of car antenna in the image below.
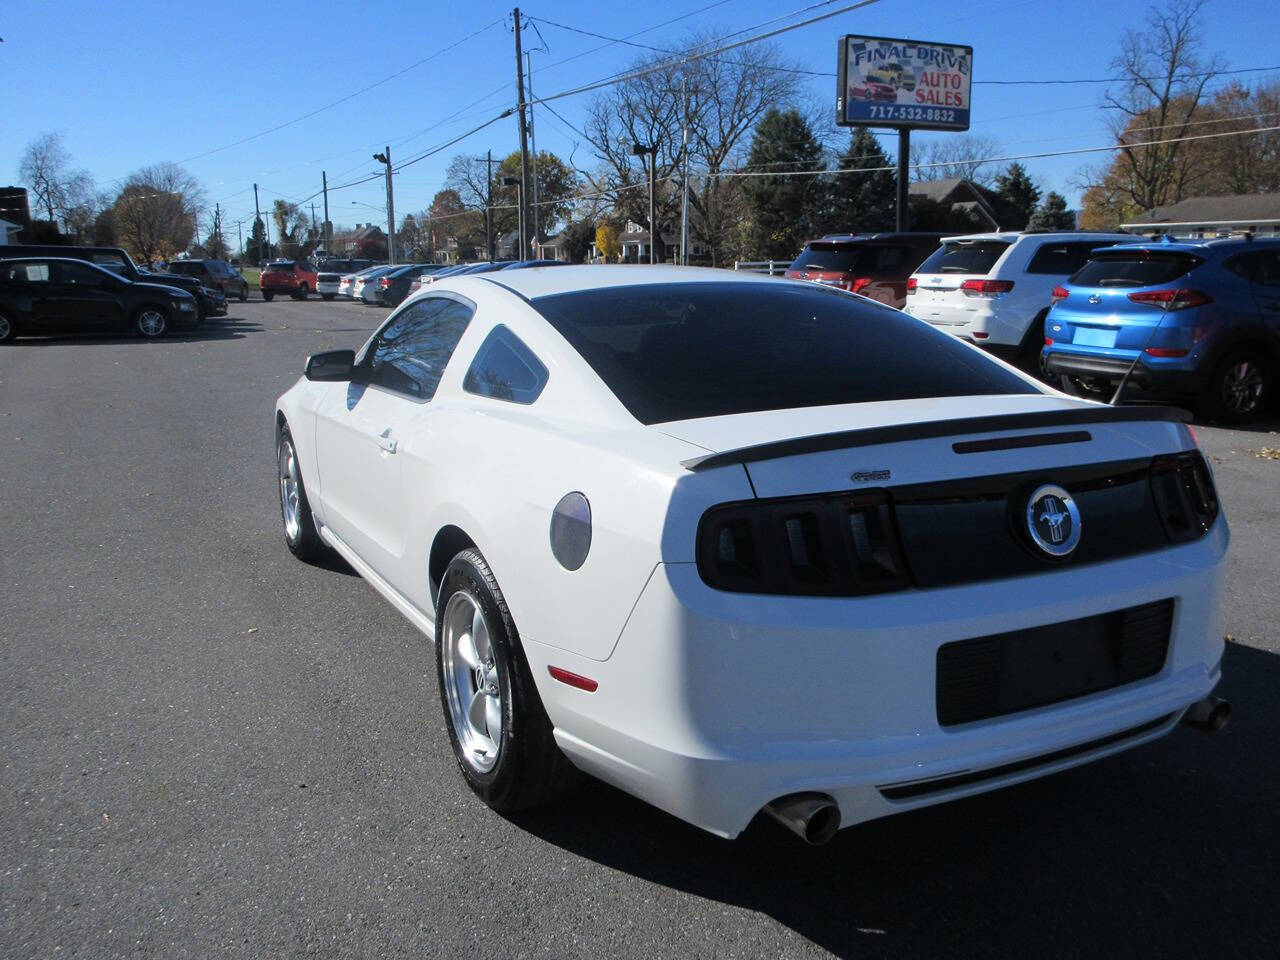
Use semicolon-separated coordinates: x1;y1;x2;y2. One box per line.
1110;288;1176;405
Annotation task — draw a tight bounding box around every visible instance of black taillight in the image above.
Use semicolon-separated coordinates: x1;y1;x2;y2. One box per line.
1149;451;1219;543
697;492;910;595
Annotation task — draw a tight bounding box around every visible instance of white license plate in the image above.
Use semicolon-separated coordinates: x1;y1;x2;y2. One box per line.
1074;327;1117;348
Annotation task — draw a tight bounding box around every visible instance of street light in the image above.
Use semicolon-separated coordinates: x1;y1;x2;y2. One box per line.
501;176;523;261
632;142;658;265
373;147;396;265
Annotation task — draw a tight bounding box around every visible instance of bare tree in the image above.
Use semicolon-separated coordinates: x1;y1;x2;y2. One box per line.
909;134;1002;185
1103;0;1224;210
18;132;95;228
582;37;799;264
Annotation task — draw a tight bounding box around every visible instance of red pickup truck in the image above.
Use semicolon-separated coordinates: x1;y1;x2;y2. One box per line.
260;260;319;301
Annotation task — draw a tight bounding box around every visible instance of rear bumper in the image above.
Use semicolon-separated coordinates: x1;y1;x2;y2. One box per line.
1044;351;1208;394
316;280;341;295
525;522;1228;838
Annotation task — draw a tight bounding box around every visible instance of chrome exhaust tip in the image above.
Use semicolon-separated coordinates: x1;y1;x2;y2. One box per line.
1182;695;1231;733
763;792;841;845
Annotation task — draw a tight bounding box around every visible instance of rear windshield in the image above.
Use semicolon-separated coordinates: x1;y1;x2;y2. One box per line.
531;282;1036;425
1070;251;1202;288
917;240;1010;276
264;261;295;271
790;243;910;275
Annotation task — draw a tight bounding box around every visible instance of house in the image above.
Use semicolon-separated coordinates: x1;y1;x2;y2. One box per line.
0;218;22;245
908;178;1002;229
588;220;708;263
331;223;387;255
1120;193;1280;238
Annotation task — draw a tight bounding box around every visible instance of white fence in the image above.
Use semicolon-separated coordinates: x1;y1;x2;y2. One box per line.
732;259;791;276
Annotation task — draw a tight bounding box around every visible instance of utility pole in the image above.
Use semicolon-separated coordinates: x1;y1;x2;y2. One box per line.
680;77;691;266
253;183;264;262
896;129;910;232
213;202;222;255
513;7;530;257
632;143;658;264
235;219;244;259
310;202;318;253
485;150;495;261
321;170;331;256
374;146;396;264
526;50;540;256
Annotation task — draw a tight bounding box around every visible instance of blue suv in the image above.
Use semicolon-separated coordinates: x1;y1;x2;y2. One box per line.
1041;236;1279;422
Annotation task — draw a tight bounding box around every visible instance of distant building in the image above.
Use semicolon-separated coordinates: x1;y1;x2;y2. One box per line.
331;223;387;255
0;218;22;245
1121;193;1280;238
589;220;707;263
908;178;1002;229
0;186;31;227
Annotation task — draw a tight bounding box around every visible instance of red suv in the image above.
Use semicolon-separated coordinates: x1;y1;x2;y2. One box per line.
786;233;950;309
260;260;319;302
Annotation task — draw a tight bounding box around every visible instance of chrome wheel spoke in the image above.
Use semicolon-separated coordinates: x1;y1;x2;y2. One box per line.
456;629;481;670
472;608;491;664
468;688;489;735
484;690;503;741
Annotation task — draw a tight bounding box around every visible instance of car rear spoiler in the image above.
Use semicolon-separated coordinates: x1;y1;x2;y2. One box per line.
679;405;1191;471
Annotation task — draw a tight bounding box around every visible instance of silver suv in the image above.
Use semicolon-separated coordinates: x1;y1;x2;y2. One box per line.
905;231;1132;369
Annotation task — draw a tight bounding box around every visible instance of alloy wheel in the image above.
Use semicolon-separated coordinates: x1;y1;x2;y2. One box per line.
0;314;11;341
278;439;302;542
1220;359;1265;415
441;590;503;774
137;309;166;337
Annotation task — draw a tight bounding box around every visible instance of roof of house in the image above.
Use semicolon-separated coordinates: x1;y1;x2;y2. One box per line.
1125;193;1280;225
908;178;1001;228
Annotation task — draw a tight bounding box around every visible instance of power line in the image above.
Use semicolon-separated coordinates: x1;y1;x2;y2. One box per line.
175;19;505;165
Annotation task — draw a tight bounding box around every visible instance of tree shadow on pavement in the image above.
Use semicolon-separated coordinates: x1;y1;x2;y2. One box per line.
509;641;1278;959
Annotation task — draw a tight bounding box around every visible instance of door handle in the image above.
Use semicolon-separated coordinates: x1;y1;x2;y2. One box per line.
376;428;398;454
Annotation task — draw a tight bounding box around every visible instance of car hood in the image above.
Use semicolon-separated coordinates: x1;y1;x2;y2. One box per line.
655;393;1090;456
134;281;194;298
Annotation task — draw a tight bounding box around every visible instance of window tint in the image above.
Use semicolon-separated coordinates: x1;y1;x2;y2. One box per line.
463;325;549;404
3;262;51;282
366;297;473;400
531;282;1036;425
90;253;129;270
1227;250;1280;286
56;261;109;285
1070;251;1202;288
1026;242;1108;275
917;240;1010;275
790;244;909;274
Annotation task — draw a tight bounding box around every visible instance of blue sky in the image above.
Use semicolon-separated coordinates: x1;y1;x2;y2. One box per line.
3;0;1276;234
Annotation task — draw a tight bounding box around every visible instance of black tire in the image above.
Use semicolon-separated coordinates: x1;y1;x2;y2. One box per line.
239;283;249;302
277;425;325;561
296;284;309;301
321;293;335;301
262;291;274;302
134;305;169;338
0;310;14;343
1015;311;1049;375
435;549;582;812
1200;349;1272;424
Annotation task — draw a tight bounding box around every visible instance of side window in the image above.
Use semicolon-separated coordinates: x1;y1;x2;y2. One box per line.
463;325;549;404
366;297;473;400
55;262;108;285
1026;242;1102;275
1251;251;1280;287
4;262;51;282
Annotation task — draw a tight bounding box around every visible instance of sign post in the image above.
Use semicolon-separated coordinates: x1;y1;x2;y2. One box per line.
837;35;973;231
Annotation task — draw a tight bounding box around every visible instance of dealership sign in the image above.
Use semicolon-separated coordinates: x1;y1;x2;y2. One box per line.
837;35;973;132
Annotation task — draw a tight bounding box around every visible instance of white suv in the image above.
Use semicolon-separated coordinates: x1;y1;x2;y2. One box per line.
905;231;1132;369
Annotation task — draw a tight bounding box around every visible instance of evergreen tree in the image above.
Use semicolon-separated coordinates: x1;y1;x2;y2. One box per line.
742;109;825;260
992;162;1041;229
1028;192;1077;230
246;216;270;263
826;128;896;234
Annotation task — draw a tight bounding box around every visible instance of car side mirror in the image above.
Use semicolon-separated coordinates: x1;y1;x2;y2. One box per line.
305;349;355;381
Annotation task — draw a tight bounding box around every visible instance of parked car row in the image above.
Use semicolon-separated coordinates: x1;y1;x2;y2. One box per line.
783;229;1276;422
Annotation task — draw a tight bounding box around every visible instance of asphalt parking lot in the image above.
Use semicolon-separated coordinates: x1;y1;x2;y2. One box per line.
1;295;1277;959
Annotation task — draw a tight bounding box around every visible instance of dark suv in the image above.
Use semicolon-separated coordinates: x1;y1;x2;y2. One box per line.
168;259;249;301
6;245;225;320
786;233;950;309
1042;236;1280;422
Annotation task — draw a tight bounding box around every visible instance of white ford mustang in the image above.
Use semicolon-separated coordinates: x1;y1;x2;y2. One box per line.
274;265;1229;844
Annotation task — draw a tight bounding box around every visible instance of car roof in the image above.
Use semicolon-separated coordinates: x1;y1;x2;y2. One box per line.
940;231;1131;244
474;264;783;300
1095;235;1280;254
